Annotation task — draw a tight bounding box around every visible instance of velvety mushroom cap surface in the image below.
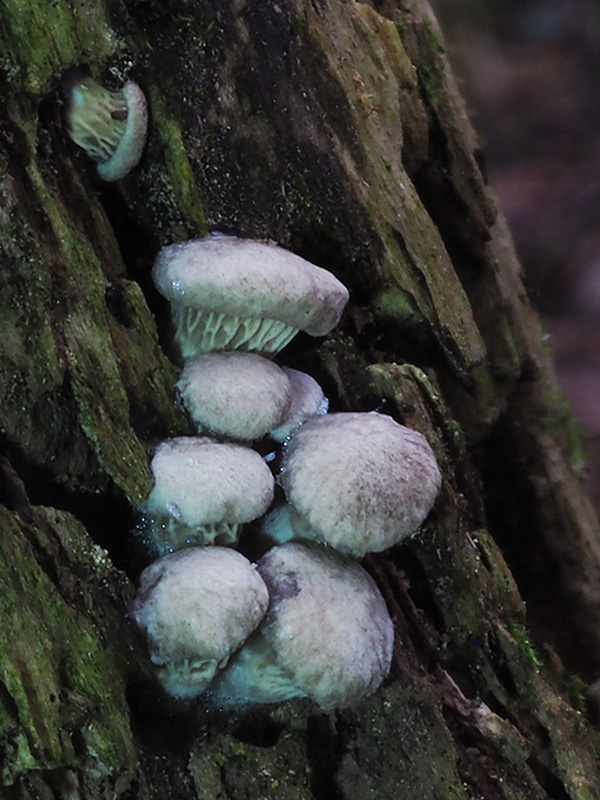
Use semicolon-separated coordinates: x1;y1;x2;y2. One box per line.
208;542;393;709
258;542;393;709
269;367;328;442
280;412;441;555
177;352;292;441
139;437;274;552
152;235;349;356
132;547;269;699
63;75;147;181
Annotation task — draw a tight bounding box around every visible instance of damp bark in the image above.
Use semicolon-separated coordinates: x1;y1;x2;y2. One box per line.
0;0;599;798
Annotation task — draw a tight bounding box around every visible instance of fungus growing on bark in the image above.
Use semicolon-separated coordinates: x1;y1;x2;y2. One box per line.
63;73;148;181
276;412;441;556
132;547;269;700
209;542;394;709
269;367;328;442
177;352;292;442
138;437;274;554
152;234;349;358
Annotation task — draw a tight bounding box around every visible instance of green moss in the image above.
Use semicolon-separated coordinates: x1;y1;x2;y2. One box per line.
293;174;325;227
211;740;249;768
120;84;207;244
506;619;543;668
417;20;449;104
549;387;589;468
290;14;308;39
107;279;182;441
564;674;588;715
423;19;445;56
2;117;152;501
147;88;207;240
373;286;423;327
418;62;446;103
0;0;117;95
0;507;134;784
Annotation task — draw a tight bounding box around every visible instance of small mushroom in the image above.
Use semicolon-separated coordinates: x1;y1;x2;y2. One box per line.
138;437;275;554
63;73;148;181
276;411;442;556
269;367;328;443
131;547;269;700
208;542;394;710
152;234;349;358
177;352;292;442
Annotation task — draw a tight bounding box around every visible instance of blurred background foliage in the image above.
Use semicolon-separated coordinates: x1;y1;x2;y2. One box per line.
432;0;600;512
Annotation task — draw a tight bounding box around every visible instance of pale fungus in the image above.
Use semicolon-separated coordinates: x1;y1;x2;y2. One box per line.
177;351;292;442
132;547;269;700
152;234;349;358
209;542;394;709
269;367;328;443
63;73;148;181
277;411;442;556
138;437;275;554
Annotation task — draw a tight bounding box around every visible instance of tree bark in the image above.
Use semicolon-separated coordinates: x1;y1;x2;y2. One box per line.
1;0;600;797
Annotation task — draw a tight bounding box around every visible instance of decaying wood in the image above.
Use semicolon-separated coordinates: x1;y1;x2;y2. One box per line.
1;0;599;797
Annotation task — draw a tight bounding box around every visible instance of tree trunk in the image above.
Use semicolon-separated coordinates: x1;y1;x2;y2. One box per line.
1;0;600;797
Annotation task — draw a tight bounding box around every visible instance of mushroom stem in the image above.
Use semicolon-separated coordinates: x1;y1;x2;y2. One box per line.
208;631;307;708
137;516;240;555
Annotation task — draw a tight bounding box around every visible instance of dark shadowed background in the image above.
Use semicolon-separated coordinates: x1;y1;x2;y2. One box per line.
432;0;600;513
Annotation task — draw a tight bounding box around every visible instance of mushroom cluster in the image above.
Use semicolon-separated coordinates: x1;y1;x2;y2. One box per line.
131;233;442;710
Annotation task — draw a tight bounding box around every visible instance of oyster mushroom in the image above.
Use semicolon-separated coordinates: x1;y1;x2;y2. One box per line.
209;542;394;709
177;352;328;443
274;411;442;556
177;351;293;442
132;547;269;700
269;367;328;442
138;437;274;554
152;234;349;358
63;73;148;181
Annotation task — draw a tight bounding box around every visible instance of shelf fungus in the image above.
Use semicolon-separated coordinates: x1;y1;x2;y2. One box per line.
152;234;349;358
63;73;148;181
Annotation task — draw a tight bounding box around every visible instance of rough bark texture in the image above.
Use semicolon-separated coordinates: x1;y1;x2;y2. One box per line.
1;0;600;798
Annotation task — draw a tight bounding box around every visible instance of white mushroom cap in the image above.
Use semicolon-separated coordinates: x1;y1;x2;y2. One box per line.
152;235;349;357
64;75;148;182
279;412;442;556
139;437;275;553
209;542;394;709
131;547;269;699
177;352;292;442
269;367;328;442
